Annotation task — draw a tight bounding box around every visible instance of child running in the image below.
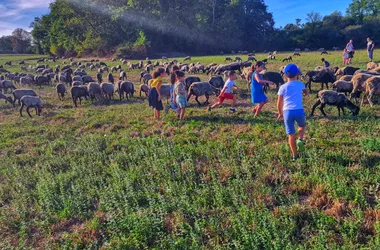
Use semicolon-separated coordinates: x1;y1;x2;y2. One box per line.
148;67;166;120
208;71;239;112
174;71;188;120
251;61;273;118
165;66;180;116
277;64;309;160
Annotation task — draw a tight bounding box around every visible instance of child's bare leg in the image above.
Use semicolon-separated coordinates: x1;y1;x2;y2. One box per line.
254;101;267;118
156;110;161;120
232;96;236;107
211;101;222;108
180;108;185;120
298;126;306;140
288;134;297;156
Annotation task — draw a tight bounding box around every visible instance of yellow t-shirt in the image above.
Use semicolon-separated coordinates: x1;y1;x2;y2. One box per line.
150;76;162;90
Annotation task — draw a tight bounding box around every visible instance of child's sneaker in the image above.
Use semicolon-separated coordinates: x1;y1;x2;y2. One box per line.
230;108;236;113
292;155;300;161
164;105;170;114
207;106;212;112
296;139;305;153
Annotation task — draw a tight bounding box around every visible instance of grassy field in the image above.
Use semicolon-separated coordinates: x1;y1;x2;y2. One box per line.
0;50;379;249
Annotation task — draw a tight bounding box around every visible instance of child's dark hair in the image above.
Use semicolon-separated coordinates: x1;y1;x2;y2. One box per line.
321;58;325;61
175;70;185;79
252;61;265;71
170;66;180;84
153;67;166;79
228;71;236;77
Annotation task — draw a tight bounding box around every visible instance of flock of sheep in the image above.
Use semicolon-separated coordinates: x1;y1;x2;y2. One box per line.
0;53;379;118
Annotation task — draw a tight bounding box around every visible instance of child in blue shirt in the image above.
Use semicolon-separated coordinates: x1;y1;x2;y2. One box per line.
277;64;309;160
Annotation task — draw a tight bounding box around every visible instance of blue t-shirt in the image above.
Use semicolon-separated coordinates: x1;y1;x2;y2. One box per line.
278;80;305;111
324;61;330;67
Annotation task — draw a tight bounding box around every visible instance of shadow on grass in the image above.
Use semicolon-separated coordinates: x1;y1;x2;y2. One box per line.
187;114;264;125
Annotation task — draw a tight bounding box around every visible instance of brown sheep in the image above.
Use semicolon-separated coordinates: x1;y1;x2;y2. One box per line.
361;76;380;107
339;75;353;81
350;74;378;102
367;62;378;70
311;90;360;117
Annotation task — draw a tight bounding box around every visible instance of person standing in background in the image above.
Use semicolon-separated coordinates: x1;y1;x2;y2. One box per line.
345;40;354;64
367;38;375;62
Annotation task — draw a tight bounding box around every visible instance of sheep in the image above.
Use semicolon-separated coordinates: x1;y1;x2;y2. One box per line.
116;81;134;101
56;83;66;100
354;70;380;76
208;75;224;89
139;84;149;97
293;52;301;56
0;91;12;104
107;73;114;84
320;50;328;55
310;90;360;117
263;72;284;90
73;75;82;82
101;82;115;100
247;56;256;62
87;82;102;102
342;66;360;76
235;57;243;62
367;62;377;70
241;67;253;89
96;73;102;84
12;89;38;107
339;75;353;82
71;86;89;107
187;82;220;106
282;56;292;62
81;75;93;84
225;57;233;62
185;76;201;90
20;77;33;86
0;80;17;93
371;66;380;73
19;95;42;117
332;80;353;95
72;81;83;87
195;63;205;73
162;56;168;61
312;69;336;90
184;56;191;61
119;71;127;81
140;72;152;84
350;73;379;102
361;76;380;107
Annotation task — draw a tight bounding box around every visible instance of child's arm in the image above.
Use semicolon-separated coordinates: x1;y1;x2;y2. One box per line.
277;95;284;120
254;73;272;85
302;88;309;95
219;86;227;96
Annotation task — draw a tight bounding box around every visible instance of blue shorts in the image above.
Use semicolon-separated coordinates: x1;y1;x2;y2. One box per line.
368;50;373;60
283;109;306;135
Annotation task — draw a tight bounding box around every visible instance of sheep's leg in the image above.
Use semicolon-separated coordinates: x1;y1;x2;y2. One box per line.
310;100;321;116
368;92;374;107
342;107;346;116
204;94;210;105
195;96;202;106
187;92;192;102
35;107;38;115
337;107;341;116
19;103;24;117
360;93;366;107
319;103;327;116
26;106;32;118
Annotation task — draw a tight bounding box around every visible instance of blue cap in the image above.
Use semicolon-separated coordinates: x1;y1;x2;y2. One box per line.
284;64;300;77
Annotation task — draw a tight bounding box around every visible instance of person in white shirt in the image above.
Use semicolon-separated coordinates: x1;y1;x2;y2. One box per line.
208;71;240;113
277;64;309;160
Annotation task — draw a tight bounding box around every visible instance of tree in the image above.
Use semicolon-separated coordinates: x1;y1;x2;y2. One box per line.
11;28;32;54
346;0;380;24
0;36;13;53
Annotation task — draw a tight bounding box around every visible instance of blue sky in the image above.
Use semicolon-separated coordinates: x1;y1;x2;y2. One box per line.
0;0;353;36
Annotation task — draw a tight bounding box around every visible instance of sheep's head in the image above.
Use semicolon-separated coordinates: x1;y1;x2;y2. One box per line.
347;100;360;116
5;96;12;103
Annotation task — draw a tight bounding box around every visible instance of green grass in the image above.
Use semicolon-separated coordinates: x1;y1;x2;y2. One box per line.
0;51;379;249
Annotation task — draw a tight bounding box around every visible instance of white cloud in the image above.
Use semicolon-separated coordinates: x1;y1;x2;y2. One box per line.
11;0;53;11
0;0;52;36
0;21;31;37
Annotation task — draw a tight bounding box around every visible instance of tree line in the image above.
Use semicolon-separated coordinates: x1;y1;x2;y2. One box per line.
0;0;379;57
